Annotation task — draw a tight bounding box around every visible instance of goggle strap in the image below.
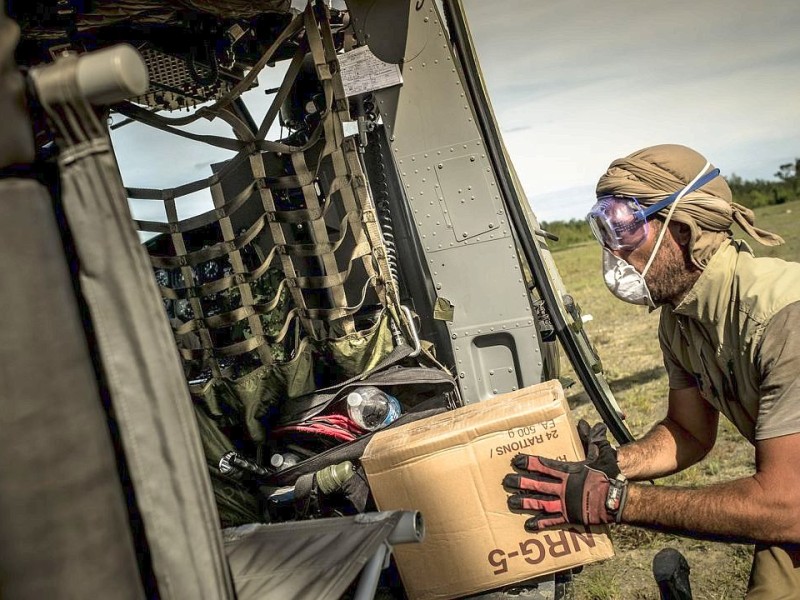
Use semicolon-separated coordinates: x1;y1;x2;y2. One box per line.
634;168;721;221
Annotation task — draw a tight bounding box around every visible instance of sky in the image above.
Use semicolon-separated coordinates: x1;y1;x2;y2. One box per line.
115;0;800;225
462;0;800;222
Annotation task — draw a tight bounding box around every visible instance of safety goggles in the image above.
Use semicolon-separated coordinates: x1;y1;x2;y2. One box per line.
586;168;720;251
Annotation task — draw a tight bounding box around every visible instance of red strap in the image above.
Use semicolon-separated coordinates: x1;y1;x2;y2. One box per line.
271;413;365;443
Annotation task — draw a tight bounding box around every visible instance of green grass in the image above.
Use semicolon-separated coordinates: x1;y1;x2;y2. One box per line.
741;201;800;259
555;200;800;599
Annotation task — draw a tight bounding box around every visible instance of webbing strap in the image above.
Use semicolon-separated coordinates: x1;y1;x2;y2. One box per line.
179;308;299;360
127;149;252;201
256;45;306;140
150;208;268;268
300;276;376;321
291;152;355;335
288;240;373;290
115;102;325;158
134;1;408;365
265;2;357;337
216;105;257;143
293;14;350;334
319;1;416;343
304;7;342;158
174;293;287;335
265;176;349;223
326;133;382;304
209;179;273;366
317;1;351;123
304;4;331;84
115;103;253;152
229;2;349;341
164;196;222;378
250;153;313;337
342;140;395;300
218;15;305;121
314;1;401;324
341;139;416;341
279;213;363;257
135;180;255;235
158;246;280;301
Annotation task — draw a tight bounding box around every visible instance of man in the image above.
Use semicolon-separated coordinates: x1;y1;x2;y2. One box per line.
503;144;800;598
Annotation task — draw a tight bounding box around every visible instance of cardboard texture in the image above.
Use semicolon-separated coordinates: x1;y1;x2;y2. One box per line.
362;380;615;600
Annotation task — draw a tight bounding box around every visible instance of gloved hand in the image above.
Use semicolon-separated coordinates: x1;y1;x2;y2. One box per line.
503;420;627;531
577;420;620;478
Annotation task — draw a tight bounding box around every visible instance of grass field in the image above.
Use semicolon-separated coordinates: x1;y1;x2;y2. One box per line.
550;200;800;599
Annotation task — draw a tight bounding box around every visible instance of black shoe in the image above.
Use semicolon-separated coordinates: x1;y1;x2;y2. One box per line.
652;548;693;600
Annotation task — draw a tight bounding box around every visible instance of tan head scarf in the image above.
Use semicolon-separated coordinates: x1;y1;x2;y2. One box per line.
596;144;783;269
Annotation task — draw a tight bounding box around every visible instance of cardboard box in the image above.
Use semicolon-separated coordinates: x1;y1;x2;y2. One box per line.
362;380;614;600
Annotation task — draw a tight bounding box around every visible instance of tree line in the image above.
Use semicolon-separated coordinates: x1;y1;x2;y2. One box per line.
540;158;800;249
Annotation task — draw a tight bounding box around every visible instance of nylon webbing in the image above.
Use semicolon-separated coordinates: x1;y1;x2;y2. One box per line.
288;240;373;290
115;102;254;152
216;105;258;143
317;1;351;123
290;150;355;335
164;195;222;378
327;132;382;303
301;276;376;321
174;294;289;335
179;308;299;361
250;153;314;337
127;149;252;201
314;2;402;326
342;139;397;302
279;213;364;257
210;179;272;366
158;246;280;301
150;208;268;268
319;1;415;343
257;45;306;140
135;179;256;235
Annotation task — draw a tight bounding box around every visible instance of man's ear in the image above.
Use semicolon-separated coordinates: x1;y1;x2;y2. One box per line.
670;222;692;245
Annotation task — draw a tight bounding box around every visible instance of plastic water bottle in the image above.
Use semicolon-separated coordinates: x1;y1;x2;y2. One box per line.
346;386;402;431
270;451;301;471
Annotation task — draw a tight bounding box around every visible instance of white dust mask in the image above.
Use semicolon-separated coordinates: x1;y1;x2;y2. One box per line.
602;249;655;308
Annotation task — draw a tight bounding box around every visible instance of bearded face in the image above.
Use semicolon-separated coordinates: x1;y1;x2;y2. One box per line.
642;221;703;306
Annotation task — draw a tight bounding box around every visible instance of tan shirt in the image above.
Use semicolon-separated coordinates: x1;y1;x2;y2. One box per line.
659;240;800;442
664;301;800;441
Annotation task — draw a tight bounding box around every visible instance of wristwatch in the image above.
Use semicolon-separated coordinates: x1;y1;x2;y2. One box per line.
605;473;629;523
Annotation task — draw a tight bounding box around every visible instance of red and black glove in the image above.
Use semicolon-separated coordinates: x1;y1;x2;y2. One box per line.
503;420;627;531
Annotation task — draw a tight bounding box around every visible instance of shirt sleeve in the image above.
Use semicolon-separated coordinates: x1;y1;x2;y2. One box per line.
754;301;800;441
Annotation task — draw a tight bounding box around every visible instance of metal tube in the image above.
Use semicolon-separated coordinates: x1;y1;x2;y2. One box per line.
387;510;425;545
353;511;424;599
353;543;389;600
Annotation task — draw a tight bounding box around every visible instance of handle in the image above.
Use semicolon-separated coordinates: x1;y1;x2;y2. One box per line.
76;44;148;104
32;44;148;106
